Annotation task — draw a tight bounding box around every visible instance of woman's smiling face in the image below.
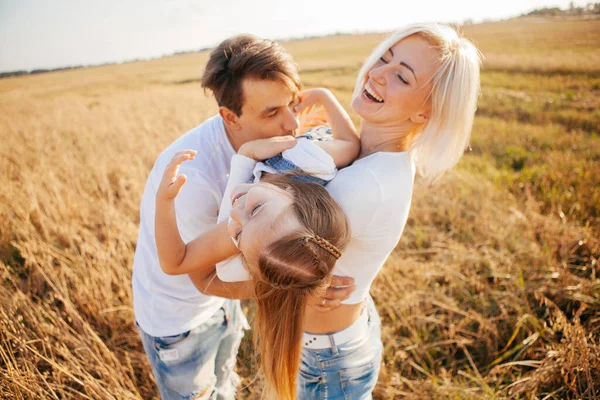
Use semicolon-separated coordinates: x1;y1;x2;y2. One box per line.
352;34;439;128
227;182;301;270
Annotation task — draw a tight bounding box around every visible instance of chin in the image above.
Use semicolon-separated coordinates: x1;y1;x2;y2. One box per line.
351;95;368;116
352;96;377;122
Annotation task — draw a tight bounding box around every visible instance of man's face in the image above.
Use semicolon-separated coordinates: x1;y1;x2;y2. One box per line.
236;78;300;140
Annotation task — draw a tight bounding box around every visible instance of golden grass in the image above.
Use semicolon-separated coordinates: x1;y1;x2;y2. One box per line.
1;16;599;399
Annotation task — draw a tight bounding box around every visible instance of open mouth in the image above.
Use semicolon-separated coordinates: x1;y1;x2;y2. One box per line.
363;84;384;103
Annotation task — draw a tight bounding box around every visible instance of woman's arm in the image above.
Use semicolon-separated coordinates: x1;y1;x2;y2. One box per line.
295;88;360;168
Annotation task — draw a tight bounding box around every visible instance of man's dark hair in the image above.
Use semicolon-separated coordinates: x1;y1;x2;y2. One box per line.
200;34;302;116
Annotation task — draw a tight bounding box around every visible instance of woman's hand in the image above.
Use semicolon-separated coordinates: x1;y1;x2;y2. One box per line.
294;88;333;114
310;276;356;312
238;135;297;161
157;149;197;201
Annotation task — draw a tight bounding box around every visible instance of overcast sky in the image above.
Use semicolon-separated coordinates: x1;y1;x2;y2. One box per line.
0;0;590;72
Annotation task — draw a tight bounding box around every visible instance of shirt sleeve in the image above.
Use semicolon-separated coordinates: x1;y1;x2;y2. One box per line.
216;154;257;282
217;155;258;223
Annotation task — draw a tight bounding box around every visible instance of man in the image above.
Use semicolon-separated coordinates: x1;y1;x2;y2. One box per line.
132;35;354;399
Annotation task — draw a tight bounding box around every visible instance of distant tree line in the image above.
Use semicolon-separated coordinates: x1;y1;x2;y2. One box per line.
0;65;84;79
2;3;599;80
523;2;600;16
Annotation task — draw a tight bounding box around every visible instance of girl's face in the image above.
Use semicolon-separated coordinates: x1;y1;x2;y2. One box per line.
352;34;439;128
227;182;301;269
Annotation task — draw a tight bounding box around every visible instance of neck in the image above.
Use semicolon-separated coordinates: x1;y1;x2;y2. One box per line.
358;120;416;159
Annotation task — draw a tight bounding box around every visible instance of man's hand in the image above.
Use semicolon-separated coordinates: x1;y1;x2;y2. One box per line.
310;276;356;312
238;135;297;161
157;149;197;201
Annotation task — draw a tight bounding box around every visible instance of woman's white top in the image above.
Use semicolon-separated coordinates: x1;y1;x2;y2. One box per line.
217;148;416;305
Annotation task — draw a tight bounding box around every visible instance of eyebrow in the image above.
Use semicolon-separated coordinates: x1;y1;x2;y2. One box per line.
387;48;417;83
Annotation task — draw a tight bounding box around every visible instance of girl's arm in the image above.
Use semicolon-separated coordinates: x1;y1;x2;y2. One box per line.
155;149;238;276
295;88;360;168
155;138;298;277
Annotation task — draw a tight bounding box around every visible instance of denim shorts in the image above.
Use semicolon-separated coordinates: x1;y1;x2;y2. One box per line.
136;299;248;400
297;296;383;399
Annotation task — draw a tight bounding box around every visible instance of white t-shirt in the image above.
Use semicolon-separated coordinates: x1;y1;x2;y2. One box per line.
216;149;416;304
327;151;415;303
132;115;235;337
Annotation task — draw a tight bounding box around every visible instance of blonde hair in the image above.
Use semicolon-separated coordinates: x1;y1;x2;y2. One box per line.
352;23;482;181
249;176;350;399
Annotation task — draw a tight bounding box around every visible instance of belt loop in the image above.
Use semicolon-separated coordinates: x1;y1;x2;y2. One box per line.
328;334;339;356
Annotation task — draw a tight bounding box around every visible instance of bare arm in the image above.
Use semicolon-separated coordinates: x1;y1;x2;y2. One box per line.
155;150;238;276
188;269;255;299
156;139;298;277
295;88;360;168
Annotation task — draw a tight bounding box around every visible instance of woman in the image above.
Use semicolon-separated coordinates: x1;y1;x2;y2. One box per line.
295;22;481;398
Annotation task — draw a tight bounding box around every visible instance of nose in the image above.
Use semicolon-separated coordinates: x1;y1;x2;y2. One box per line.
229;207;243;224
368;64;387;85
282;107;299;134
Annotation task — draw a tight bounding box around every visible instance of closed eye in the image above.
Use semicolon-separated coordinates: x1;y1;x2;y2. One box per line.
251;204;262;217
397;74;408;85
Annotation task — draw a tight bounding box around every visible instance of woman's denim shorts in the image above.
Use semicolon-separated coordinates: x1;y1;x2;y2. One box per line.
297;296;383;399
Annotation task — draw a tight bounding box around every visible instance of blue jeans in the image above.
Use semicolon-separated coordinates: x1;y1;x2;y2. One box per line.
297;297;383;399
136;299;247;400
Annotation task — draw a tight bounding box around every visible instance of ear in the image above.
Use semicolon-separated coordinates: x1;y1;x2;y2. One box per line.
410;111;429;125
219;106;241;131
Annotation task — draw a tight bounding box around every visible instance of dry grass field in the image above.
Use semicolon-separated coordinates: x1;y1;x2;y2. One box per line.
1;16;599;399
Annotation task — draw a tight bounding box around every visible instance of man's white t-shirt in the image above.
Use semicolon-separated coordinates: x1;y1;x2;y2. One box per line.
132;115;235;337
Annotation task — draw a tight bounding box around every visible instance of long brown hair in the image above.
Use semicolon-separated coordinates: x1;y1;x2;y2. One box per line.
250;175;350;399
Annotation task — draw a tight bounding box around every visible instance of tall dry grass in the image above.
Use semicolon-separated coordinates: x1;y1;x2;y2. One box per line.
1;16;599;399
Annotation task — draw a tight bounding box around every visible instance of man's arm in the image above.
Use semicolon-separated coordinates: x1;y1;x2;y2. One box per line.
188;269;255;299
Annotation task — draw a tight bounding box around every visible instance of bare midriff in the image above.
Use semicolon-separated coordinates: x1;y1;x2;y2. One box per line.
303;301;365;334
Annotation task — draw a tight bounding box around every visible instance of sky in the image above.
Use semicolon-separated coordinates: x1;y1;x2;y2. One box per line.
0;0;591;73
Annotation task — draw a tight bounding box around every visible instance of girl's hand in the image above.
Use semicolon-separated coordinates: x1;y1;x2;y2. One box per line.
238;136;297;160
157;150;197;201
294;88;332;114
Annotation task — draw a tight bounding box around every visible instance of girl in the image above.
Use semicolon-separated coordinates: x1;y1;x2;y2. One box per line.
155;87;359;399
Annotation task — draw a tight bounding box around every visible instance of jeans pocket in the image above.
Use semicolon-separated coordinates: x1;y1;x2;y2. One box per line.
339;357;380;400
297;367;324;398
154;330;191;348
